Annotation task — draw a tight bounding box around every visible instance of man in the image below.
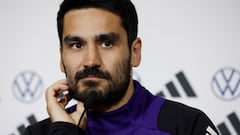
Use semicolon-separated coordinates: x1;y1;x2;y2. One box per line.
24;0;219;134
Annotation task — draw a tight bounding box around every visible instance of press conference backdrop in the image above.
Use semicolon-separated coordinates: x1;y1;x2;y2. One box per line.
1;0;239;135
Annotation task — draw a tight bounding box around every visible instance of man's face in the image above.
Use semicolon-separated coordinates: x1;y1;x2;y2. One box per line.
60;8;132;108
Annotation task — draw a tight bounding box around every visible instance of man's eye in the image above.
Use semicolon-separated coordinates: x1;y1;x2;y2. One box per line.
70;43;83;49
102;40;113;48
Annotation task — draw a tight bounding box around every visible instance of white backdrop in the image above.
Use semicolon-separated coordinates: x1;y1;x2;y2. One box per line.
0;0;239;135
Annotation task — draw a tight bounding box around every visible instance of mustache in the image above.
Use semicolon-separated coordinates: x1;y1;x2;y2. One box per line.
74;67;111;81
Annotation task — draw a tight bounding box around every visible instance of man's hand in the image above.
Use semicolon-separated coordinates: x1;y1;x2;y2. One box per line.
45;79;86;128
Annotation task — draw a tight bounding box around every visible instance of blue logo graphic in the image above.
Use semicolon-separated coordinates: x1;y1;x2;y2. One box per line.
12;70;44;103
211;67;240;101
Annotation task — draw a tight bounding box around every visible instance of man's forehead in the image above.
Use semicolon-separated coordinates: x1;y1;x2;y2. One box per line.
63;8;122;30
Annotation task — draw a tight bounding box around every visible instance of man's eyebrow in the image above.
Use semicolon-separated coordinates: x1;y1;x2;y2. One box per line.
63;32;120;44
95;32;120;41
63;35;84;43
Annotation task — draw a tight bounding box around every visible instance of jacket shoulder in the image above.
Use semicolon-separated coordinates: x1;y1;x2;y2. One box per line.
157;99;219;135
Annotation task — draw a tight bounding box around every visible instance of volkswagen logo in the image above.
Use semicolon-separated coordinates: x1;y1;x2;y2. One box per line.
211;67;240;101
12;70;44;103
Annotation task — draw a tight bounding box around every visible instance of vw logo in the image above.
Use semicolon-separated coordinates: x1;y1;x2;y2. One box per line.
211;67;240;101
12;70;44;103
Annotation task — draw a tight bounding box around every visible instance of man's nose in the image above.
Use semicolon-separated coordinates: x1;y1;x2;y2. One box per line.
83;45;102;68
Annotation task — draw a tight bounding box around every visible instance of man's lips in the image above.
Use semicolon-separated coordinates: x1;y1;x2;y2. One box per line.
81;75;104;81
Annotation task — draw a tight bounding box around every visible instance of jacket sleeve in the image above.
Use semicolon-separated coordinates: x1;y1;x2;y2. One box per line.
49;122;84;135
23;118;84;135
157;100;219;135
23;118;51;135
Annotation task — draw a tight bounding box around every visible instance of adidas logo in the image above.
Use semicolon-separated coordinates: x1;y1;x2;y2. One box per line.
206;126;218;135
217;112;240;135
156;71;197;98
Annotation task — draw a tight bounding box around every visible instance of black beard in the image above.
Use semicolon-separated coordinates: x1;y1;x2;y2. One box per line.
66;58;131;109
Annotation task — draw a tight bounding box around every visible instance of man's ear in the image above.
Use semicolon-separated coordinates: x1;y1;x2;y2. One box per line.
60;60;65;73
131;38;142;67
59;47;65;73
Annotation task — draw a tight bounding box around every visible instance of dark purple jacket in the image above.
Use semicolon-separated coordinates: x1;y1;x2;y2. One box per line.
24;80;219;135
